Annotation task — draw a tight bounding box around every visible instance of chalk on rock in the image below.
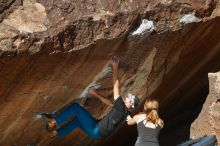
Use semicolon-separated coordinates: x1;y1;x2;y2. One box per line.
43;95;49;101
130;19;155;36
98;66;112;79
88;82;101;89
32;114;43;121
179;13;198;24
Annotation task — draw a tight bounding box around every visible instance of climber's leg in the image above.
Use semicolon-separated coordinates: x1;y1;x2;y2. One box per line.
56;118;79;137
54;102;83;125
55;103;100;138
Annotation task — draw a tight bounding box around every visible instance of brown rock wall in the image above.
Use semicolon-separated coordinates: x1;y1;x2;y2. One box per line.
191;72;220;145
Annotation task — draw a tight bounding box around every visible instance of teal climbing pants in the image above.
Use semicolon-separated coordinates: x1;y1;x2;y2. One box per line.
55;103;100;139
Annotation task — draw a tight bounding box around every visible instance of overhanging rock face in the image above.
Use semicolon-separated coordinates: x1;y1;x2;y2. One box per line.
0;0;220;146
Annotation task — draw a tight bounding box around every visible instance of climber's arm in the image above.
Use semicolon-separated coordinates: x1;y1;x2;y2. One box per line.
112;56;120;101
89;88;113;107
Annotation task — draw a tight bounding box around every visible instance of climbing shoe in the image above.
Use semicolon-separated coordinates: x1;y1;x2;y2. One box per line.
40;112;56;120
49;130;57;138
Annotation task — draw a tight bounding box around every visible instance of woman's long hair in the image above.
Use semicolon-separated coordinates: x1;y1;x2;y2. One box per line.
143;99;164;127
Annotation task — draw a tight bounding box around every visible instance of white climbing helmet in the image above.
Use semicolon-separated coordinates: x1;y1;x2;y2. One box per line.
128;93;140;109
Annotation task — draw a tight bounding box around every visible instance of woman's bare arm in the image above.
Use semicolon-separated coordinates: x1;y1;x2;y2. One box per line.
127;115;138;125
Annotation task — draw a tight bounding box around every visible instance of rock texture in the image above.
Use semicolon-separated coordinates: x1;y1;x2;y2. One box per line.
0;0;220;146
191;72;220;145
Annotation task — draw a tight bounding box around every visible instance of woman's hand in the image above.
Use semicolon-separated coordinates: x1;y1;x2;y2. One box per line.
127;115;138;125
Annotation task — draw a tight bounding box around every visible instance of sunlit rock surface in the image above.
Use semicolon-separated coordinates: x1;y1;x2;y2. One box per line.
191;72;220;145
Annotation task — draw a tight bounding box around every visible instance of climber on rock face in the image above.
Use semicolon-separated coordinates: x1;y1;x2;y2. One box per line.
45;56;140;138
127;99;164;146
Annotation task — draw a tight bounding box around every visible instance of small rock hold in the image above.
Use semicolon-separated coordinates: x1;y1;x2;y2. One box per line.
179;13;198;24
129;19;155;36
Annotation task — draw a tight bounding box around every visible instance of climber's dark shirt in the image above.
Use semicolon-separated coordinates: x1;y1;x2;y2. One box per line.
98;96;130;137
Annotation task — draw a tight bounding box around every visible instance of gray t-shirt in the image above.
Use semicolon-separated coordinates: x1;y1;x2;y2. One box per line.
135;120;161;146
